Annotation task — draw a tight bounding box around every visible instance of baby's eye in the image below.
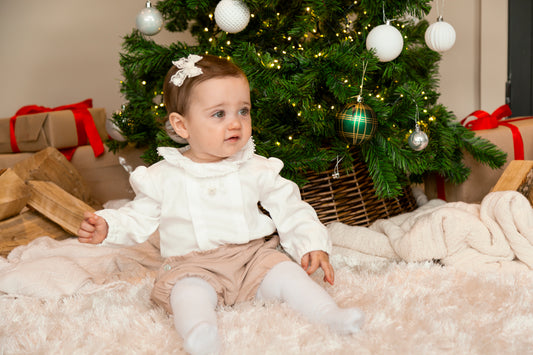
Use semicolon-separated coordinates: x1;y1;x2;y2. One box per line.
239;108;250;116
212;110;225;118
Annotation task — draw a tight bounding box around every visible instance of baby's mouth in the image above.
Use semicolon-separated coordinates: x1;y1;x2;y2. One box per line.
225;135;240;142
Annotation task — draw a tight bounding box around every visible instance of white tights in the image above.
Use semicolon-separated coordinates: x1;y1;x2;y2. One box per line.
170;261;364;355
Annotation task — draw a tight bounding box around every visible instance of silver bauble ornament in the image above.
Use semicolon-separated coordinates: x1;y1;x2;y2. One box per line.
214;0;250;33
366;20;404;62
425;16;456;53
408;124;429;151
136;1;163;36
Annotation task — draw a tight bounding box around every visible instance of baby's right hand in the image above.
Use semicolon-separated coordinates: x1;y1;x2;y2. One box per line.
77;211;109;244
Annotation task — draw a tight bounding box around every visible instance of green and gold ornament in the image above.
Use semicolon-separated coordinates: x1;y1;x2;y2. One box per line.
336;95;377;145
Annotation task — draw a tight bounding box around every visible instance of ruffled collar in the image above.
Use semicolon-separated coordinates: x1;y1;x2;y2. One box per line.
157;137;255;178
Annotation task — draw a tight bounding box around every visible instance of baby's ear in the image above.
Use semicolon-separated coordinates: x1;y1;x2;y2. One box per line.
168;112;189;140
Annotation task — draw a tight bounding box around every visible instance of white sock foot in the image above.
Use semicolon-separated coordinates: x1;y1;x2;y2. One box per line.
321;306;365;334
183;321;221;355
256;261;365;335
170;277;220;355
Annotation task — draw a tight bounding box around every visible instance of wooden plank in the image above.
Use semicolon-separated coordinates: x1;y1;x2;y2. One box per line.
11;147;102;209
0;169;31;221
27;180;95;235
491;160;533;204
0;210;71;257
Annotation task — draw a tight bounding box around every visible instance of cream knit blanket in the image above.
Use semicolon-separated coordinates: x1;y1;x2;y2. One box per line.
329;191;533;272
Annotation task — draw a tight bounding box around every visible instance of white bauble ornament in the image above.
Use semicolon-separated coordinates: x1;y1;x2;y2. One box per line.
366;20;404;62
136;1;163;36
106;116;127;142
425;16;456;52
214;0;250;33
408;125;429;151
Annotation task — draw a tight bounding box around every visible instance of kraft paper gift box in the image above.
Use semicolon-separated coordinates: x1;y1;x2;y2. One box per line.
0;152;33;169
69;145;146;204
425;116;533;203
0;100;106;155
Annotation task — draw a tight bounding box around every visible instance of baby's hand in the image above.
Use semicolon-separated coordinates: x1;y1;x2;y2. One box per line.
301;250;335;285
77;211;108;244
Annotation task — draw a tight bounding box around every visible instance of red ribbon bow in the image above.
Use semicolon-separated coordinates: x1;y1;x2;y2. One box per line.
9;99;104;160
461;104;524;160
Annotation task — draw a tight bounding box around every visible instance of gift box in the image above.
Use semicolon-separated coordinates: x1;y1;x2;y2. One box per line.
69;145;146;204
0;152;33;169
425;108;533;203
0;99;106;156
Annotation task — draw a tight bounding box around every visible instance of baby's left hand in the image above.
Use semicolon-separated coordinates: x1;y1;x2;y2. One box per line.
301;250;335;285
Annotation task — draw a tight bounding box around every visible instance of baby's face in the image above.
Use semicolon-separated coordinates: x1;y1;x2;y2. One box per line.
182;76;252;163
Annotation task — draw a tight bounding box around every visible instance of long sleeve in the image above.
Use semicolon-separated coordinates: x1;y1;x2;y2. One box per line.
97;166;162;247
257;157;332;262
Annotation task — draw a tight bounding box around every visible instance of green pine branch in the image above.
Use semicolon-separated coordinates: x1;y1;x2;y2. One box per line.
108;0;506;198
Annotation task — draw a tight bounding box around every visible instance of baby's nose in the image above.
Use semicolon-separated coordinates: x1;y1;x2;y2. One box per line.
228;116;242;129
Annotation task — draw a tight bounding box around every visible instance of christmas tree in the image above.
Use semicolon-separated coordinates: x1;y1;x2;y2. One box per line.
108;0;506;198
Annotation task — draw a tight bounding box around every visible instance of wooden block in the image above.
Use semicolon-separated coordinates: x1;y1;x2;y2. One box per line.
27;180;95;235
0;169;31;221
11;147;102;209
491;160;533;204
0;210;71;257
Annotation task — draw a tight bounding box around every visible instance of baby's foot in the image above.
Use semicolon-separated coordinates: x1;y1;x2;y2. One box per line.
324;307;365;335
183;322;220;355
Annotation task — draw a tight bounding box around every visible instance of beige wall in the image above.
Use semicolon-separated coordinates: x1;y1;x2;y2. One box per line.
427;0;508;119
0;0;193;119
0;0;507;121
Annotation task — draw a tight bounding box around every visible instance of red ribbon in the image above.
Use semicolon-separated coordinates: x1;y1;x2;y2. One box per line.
461;104;524;160
9;99;104;160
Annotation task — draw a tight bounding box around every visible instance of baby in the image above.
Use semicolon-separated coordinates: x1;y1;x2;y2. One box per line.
78;54;364;355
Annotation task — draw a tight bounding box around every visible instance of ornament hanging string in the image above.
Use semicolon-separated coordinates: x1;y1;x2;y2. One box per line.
436;0;446;18
332;155;344;179
412;98;420;124
358;60;369;100
382;1;397;24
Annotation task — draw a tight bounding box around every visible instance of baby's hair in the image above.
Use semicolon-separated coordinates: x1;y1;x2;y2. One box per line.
164;55;246;115
162;55;247;142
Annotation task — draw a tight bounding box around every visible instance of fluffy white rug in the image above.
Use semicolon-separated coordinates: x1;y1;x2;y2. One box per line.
2;191;533;354
2;254;533;354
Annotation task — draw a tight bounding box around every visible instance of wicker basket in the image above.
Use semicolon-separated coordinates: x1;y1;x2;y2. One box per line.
300;152;418;227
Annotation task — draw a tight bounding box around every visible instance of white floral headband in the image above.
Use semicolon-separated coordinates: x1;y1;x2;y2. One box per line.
169;54;203;87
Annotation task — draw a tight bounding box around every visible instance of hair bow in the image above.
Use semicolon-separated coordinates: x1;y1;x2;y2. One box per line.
170;54;203;87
